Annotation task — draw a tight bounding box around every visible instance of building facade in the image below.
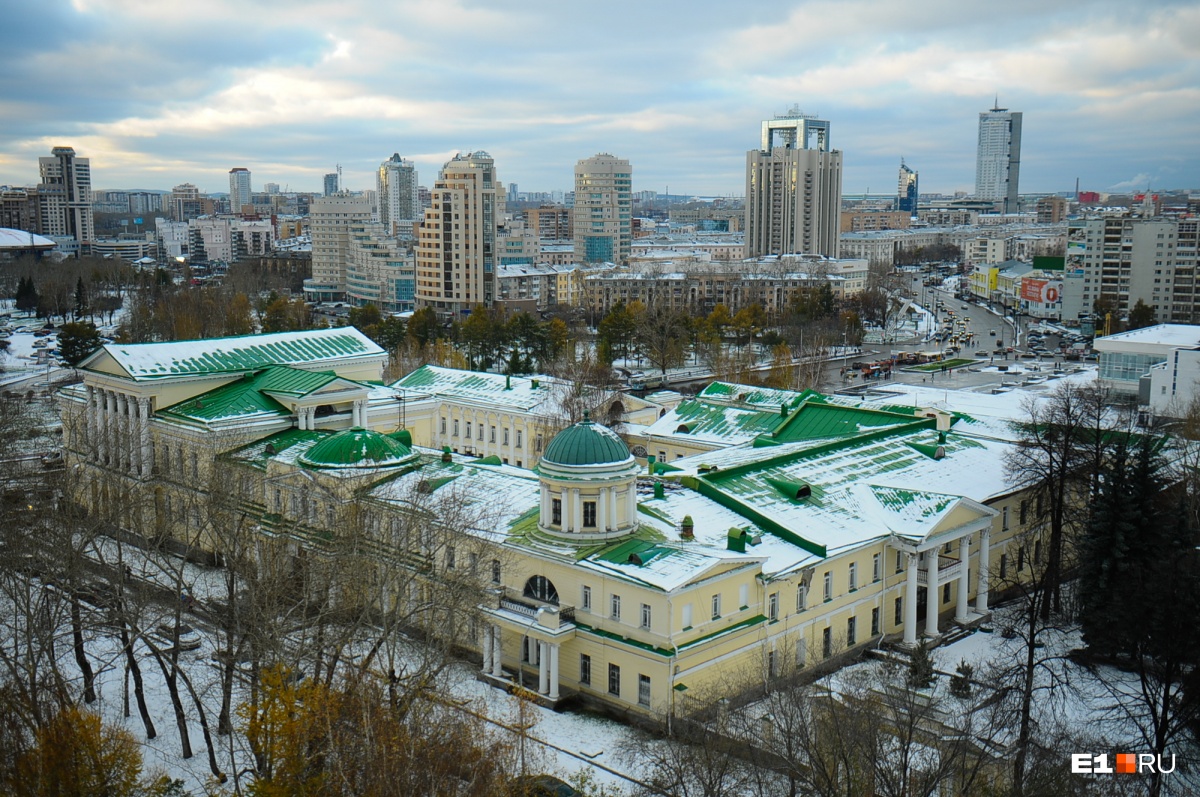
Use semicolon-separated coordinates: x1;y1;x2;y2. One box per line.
574;154;632;264
304;194;375;303
38;146;94;254
58;333;1045;719
897;160;918;216
975;105;1022;214
414;151;505;316
228;168;252;214
376;153;419;239
745;111;842;259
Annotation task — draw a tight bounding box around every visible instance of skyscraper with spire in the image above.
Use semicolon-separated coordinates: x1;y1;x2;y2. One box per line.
974;100;1022;214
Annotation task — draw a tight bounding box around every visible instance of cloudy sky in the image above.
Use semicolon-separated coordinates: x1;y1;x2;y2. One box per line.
1;0;1197;198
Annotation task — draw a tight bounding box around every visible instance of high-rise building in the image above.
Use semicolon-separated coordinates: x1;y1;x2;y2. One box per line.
324;172;340;197
37;146;93;253
303;194;374;303
897;160;918;216
975;103;1022;214
745;110;842;258
264;182;280;195
573;154;632;264
414;151;505;315
1069;216;1200;325
228;167;252;214
376;153;419;238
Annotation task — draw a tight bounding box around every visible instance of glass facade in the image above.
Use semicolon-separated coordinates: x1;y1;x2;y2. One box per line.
1098;352;1165;384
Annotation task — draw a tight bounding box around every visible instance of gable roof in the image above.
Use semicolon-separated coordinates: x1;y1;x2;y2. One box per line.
82;327;384;381
158;365;367;425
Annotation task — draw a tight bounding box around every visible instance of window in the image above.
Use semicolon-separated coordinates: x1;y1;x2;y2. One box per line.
823;572;832;602
768;592;779;621
579;654;591;686
1000;553;1008;580
581;585;591;612
711;594;721;620
640;603;651;629
682;603;692;628
446;546;455;570
1034;539;1042;564
822;627;832;658
1017;546;1025;572
896;551;903;573
489;426;496;442
943;583;951;604
608;663;620;696
796;585;807;613
1019;499;1028;525
848;562;858;591
503;428;510;445
491;560;501;584
478;424;483;440
847;616;857;646
552;499;562;525
739;584;748;608
871;607;880;636
768;650;777;678
872;553;881;583
583;501;597;527
1002;506;1009;531
465;422;471;439
536;434;543;452
895;597;903;626
453;420;459;437
637;674;651;706
516;430;523;448
796;638;807;667
610;594;621;621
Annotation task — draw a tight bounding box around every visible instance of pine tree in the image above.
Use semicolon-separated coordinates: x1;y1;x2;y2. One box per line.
906;639;935;689
73;276;89;320
949;659;973;698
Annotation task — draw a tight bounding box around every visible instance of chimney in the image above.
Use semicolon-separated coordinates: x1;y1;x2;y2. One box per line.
680;515;694;540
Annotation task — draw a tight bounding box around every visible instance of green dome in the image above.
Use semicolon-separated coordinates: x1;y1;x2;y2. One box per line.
299;427;415;469
542;418;631;467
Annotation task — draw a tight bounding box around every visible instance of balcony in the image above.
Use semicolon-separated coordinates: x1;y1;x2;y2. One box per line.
495;588;576;626
916;554;962;586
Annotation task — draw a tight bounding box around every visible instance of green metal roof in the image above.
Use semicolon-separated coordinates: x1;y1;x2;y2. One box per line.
92;327;383;380
298;427;415;469
770;402;922;444
158;366;343;424
541;419;631;466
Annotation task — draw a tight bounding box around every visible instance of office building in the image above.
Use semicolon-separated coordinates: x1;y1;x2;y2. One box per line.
745;110;842;258
324;172;340;197
414;151;505;316
898;160;918;216
573;154;632;264
304;194;374;303
975;104;1022;214
228;167;252;214
376;153;419;238
37;146;93;253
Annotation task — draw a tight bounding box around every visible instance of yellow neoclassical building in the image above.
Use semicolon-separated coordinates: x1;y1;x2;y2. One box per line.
59;328;1049;717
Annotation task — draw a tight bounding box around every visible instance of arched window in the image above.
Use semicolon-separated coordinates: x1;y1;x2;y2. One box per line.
523;575;559;605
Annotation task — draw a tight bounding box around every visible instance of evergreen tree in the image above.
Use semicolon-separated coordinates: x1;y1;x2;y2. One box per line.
58;321;104;366
906;640;935;689
14;276;38;314
73;276;89;320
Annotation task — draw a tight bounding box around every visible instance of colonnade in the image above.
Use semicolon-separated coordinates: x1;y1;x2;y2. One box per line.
540;482;636;532
85;385;152;478
901;527;990;646
481;625;560;701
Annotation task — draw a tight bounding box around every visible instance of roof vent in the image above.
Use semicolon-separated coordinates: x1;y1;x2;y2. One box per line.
675;423;690;434
907;442;946;460
264;443;276;456
680;515;694;540
195;399;204;409
441;446;452;463
727;527;749;553
765;476;812;500
628;553;643;566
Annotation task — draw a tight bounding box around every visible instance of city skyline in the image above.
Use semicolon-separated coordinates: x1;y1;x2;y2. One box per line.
1;1;1198;197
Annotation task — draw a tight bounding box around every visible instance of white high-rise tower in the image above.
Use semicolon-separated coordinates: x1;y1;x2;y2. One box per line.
228;167;252;214
376;153;419;239
573;153;632;264
975;102;1022;214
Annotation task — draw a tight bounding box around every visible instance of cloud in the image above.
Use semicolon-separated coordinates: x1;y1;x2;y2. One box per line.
0;0;1196;195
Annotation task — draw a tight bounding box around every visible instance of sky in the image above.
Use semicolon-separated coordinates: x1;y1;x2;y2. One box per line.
1;0;1198;199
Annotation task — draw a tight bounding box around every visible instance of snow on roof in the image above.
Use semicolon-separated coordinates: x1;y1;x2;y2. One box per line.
1095;323;1200;348
87;327;385;381
0;227;56;249
393;364;573;413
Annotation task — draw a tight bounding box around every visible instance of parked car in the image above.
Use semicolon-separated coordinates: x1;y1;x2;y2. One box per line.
989;329;997;336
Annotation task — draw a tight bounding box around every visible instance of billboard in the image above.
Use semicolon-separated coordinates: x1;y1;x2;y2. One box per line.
1021;278;1063;304
1033;255;1065;271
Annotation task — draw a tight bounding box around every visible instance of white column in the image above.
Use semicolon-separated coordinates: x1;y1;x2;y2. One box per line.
538;641;550;695
540;484;550;526
573;489;583;533
925;550;939;638
609;486;619;530
598;487;608;532
976;528;990;614
626;485;637;526
351;401;360;427
85;385;96;456
482;625;493;674
955;537;970;623
101;390;113;465
564;489;573;532
138;397;152;478
548;644;560;701
116;393;129;472
491;626;503;677
904;552;918;646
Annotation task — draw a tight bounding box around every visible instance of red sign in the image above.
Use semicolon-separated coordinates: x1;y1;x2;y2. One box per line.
1021;279;1062;304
